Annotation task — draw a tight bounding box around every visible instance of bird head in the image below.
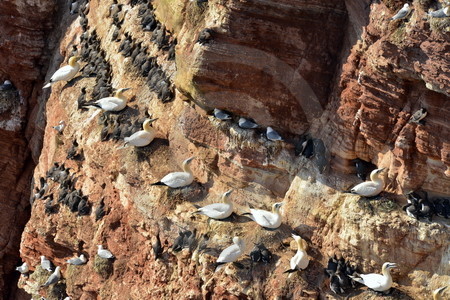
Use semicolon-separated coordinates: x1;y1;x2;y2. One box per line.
184;156;196;164
433;286;447;299
223;189;233;197
272;202;284;212
383;262;398;270
143;118;158;129
233;236;244;248
97;245;103;250
68;56;80;66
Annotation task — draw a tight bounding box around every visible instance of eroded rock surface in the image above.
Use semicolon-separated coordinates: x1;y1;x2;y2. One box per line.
3;0;449;299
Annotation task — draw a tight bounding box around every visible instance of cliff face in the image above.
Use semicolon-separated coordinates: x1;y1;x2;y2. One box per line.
0;0;56;298
1;0;448;299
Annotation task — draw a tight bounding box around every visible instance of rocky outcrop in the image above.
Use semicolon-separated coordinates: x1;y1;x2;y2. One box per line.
3;0;449;299
0;0;58;298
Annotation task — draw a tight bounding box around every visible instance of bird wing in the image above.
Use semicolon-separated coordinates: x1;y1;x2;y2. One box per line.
50;65;74;81
359;273;386;290
43;273;59;286
98;249;113;258
392;6;409;19
161;172;193;188
199;203;232;218
124;131;153;147
67;257;83;265
96;98;126;111
250;209;277;227
351;182;382;197
217;244;242;263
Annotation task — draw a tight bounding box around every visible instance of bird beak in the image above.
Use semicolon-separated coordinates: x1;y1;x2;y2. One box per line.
149;118;158;123
186;156;196;163
121;88;131;92
388;263;398;268
377;168;386;173
225;189;233;196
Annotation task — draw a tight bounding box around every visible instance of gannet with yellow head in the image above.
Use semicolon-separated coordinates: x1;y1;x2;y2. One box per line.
216;236;245;265
350;262;397;292
242;202;283;229
350;168;386;197
195;190;233;219
43;56;80;89
284;234;309;273
151;157;195;188
123;118;158;147
84;88;131;111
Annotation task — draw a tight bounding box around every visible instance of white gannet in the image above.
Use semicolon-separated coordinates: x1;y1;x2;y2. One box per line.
213;108;232;120
242;202;283;229
216;236;245;265
266;126;283;141
66;254;87;265
15;262;29;274
433;286;447;300
390;3;411;20
41;266;61;287
40;256;53;272
350;262;397;292
151;157;195;188
43;56;80;89
84;88;131;112
284;234;309;273
123;118;158;147
97;245;115;259
350;168;386;197
195;190;233;219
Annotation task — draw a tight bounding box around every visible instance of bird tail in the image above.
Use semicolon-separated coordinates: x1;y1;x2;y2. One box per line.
348;274;363;284
43;82;52;89
283;269;298;274
151;181;167;186
82;103;101;109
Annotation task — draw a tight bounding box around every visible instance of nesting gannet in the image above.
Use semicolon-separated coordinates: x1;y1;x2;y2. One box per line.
41;256;53;272
41;266;61;287
266;127;283;141
350;262;397;292
213;108;232;120
52;120;66;133
409;108;427;124
216;236;245;265
84;88;131;112
242;202;283;229
390;3;411;20
151;157;195;188
350;168;386;197
428;6;450;18
97;245;115;259
238;117;259;129
433;287;447;300
195;190;233;219
16;262;29;274
123;118;158;147
284;234;309;273
43;56;80;89
66;254;87;265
